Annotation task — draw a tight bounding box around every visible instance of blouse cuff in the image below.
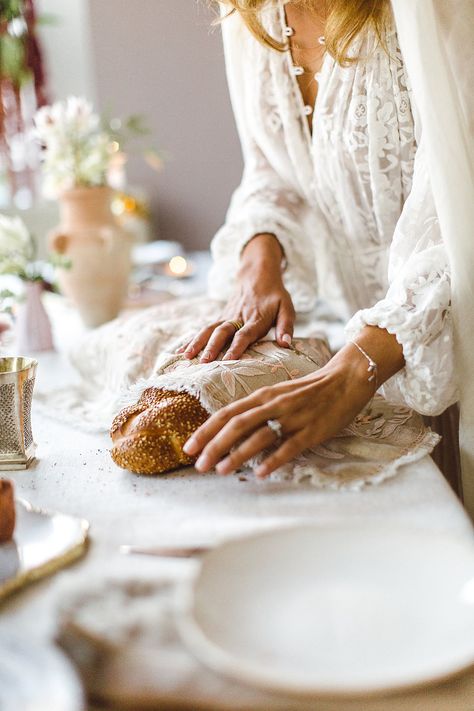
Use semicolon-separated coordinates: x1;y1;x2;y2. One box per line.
345;297;458;416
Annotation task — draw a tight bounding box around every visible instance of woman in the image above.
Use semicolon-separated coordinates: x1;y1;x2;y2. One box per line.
182;0;458;479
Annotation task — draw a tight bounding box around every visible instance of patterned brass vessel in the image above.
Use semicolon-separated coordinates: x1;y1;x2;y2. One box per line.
0;357;37;470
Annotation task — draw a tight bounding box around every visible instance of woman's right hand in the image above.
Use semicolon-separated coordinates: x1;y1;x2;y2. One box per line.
178;234;295;363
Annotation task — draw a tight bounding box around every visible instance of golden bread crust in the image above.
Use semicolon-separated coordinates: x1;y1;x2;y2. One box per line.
110;388;209;475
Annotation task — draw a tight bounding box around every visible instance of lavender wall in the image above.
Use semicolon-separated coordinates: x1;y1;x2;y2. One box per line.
88;0;243;250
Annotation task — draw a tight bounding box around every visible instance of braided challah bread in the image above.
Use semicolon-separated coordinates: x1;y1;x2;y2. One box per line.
110;387;209;475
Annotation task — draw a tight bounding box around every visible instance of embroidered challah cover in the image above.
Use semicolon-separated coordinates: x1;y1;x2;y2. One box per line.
37;297;438;490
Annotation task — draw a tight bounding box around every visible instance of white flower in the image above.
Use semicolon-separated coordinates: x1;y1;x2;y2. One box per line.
34;96;114;197
0;215;33;274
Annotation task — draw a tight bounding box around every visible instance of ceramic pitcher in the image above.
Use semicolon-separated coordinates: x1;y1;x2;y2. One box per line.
49;186;131;328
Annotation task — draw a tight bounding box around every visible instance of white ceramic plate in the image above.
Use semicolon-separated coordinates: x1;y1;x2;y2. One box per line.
178;525;474;698
0;634;84;711
0;499;89;600
132;240;183;266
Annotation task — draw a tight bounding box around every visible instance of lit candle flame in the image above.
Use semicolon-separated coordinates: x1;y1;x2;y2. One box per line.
168;256;188;276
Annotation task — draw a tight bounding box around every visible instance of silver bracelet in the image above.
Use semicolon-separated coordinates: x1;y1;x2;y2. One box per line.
349;341;378;391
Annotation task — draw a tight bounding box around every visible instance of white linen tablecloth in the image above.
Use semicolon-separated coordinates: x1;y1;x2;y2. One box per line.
1;296;474;710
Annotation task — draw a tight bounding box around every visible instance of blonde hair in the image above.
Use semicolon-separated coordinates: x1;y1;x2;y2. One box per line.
214;1;389;65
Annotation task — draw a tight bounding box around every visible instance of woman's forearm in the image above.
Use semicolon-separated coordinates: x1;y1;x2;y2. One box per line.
333;325;405;388
181;232;295;362
187;324;406;476
239;233;284;276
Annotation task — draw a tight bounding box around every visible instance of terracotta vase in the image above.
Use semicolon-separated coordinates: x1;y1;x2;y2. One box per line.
49;186;131;328
16;281;54;353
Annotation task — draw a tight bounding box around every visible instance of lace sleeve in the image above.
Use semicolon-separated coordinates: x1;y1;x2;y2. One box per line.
346;139;458;416
207;12;317;313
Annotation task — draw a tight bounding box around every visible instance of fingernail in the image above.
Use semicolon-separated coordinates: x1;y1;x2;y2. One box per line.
255;465;268;479
282;334;292;346
216;459;234;475
183;437;197;455
195;455;209;471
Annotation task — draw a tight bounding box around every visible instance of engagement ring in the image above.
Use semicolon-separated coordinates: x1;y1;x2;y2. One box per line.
266;419;283;440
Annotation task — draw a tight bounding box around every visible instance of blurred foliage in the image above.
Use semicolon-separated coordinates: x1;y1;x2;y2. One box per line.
0;0;56;86
0;0;23;22
101;108;166;173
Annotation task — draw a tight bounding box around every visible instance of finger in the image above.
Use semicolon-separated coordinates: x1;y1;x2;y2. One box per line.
222;323;261;361
200;322;239;363
184;386;278;456
184;324;220;359
215;425;277;475
215;407;309;476
194;401;286;472
175;340;190;354
255;430;310;479
276;296;295;348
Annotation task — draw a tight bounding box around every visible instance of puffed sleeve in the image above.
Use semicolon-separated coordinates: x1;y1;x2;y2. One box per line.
207;11;317;313
345;139;458;415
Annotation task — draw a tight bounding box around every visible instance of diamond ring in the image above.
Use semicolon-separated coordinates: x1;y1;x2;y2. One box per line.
266;419;283;440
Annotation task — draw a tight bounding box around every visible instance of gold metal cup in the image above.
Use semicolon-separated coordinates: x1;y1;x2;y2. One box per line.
0;357;38;470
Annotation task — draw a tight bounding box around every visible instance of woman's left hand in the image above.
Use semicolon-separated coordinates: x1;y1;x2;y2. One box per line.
183;347;376;479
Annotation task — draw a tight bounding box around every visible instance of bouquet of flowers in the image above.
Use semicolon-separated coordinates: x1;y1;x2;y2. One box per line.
0;212;58;349
34;96;160;198
0;0;50;209
34;97;113;198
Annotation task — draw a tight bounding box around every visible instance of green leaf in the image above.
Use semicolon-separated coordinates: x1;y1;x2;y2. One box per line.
0;0;23;22
49;251;72;270
0;33;26;83
124;114;150;137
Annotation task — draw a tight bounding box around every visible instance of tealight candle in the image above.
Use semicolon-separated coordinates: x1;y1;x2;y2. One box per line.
165;256;194;278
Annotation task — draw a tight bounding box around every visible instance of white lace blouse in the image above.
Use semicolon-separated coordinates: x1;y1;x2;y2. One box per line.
207;2;457;416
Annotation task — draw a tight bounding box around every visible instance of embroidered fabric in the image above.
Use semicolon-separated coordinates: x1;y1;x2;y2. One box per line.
36;297;439;490
208;3;457;416
346;142;457;415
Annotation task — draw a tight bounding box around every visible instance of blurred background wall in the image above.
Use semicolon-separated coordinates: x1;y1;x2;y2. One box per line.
37;0;243;251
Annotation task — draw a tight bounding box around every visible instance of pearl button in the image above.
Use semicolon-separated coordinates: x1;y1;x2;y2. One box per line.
314;72;321;82
318;35;326;45
284;26;295;37
292;65;304;76
304;105;313;116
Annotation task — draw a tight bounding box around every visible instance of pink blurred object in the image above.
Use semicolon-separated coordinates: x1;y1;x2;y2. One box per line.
0;314;11;338
16;281;54;353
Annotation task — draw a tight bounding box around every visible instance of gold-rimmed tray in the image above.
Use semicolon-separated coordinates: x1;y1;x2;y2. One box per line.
0;499;89;602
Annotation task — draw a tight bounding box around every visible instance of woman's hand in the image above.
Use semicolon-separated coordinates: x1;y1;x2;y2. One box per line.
178;234;295;362
183;326;405;478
